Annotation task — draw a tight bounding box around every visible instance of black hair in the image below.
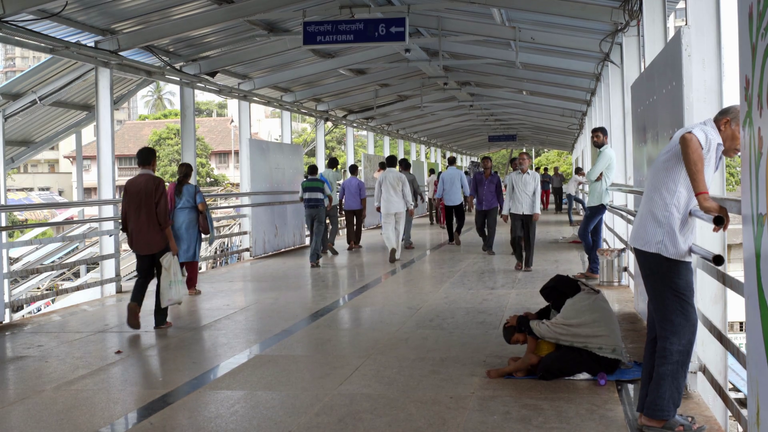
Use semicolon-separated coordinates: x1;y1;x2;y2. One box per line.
307;164;319;176
464;171;469;175
136;147;156;167
447;156;457;166
503;325;518;345
378;161;387;170
437;171;442;181
348;164;359;176
175;163;194;198
509;157;518;166
543;167;549;172
429;168;436;175
398;158;409;168
385;155;398;168
575;167;584;175
402;160;411;170
327;157;339;170
481;156;492;163
591;126;608;137
493;171;499;175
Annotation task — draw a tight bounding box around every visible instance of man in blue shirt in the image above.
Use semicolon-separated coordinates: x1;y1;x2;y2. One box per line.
469;156;503;255
540;167;552;211
435;156;471;245
339;164;366;251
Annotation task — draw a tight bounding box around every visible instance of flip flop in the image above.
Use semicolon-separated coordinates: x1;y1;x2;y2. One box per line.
640;415;705;431
154;321;173;330
188;289;202;296
523;267;533;272
515;262;523;271
574;272;599;280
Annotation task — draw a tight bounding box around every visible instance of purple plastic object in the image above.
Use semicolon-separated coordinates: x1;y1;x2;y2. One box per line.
597;372;607;386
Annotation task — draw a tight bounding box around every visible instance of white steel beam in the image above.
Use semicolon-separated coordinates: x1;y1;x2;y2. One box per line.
182;39;304;75
346;126;355;169
384;136;391;156
97;0;295;51
450;63;594;91
0;0;60;17
281;110;292;144
410;141;416;161
467;88;586;112
394;109;466;130
180;86;197;184
642;0;668;66
370;103;449;126
398;139;404;159
95;67;117;297
238;100;252;258
367;132;374;154
420;144;425;161
316;118;326;167
447;73;590;101
453;0;623;23
0;114;6;320
348;93;453;120
241;47;396;90
316;81;426;111
282;69;412;102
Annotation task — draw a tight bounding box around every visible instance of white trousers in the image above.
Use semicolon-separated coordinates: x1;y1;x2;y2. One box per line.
382;211;406;259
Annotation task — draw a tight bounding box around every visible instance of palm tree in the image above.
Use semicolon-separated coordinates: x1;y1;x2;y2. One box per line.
141;82;176;114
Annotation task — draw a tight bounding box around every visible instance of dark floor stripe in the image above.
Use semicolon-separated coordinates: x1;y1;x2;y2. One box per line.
100;242;446;432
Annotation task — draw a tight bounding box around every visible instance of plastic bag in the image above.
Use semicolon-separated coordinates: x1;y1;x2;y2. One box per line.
159;252;185;308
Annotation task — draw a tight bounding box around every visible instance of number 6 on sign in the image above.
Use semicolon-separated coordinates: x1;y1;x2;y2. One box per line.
379;24;386;35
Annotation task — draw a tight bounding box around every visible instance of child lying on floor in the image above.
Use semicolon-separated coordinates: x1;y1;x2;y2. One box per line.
486;320;557;379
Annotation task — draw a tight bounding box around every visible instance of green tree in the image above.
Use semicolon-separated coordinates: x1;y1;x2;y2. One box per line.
726;156;741;193
532;150;573;180
141;82;176;115
147;124;228;186
138;109;180;121
195;100;228;118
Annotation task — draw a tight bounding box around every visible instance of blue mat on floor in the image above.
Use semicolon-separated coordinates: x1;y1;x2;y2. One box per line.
504;361;642;381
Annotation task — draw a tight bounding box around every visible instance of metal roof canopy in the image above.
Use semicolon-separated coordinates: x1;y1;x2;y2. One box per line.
0;0;679;155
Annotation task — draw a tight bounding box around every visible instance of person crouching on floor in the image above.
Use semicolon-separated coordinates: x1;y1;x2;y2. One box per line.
486;322;556;378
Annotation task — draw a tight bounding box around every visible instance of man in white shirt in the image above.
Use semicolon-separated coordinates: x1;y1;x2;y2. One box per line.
426;168;437;225
321;157;343;256
630;106;738;432
375;155;415;263
576;127;616;280
564;167;587;226
501;152;540;271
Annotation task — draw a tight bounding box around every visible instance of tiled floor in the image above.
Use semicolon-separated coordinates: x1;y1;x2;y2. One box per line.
0;213;718;431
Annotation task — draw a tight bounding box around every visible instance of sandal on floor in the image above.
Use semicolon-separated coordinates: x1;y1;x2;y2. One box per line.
188;289;202;296
574;272;599;280
154;322;173;330
310;262;321;268
515;262;523;271
640;416;706;431
523;267;533;272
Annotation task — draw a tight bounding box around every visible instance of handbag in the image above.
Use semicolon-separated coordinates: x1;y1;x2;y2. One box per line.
196;186;211;235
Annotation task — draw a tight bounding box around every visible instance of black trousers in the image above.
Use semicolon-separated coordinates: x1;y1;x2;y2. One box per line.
344;209;364;245
537;345;621;381
510;213;536;267
444;204;465;242
475;208;498;251
553;187;564;212
131;247;170;327
428;198;435;223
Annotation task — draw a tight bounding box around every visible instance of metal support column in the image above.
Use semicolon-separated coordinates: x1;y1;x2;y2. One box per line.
281;110;292;144
346;126;355;173
75;130;87;280
238;100;252;259
315;118;325;167
384;136;391;157
0;114;7;321
367;131;374;154
410;142;416;162
642;0;668;67
397;139;404;159
437;149;442;171
419;144;425;161
430;147;436;163
180;86;197;184
95;67;118;296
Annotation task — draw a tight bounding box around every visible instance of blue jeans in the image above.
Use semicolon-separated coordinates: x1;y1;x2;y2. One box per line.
566;193;586;225
578;204;606;274
635;249;697;420
305;207;326;263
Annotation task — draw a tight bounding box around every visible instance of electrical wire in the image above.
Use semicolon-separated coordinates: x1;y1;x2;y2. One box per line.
1;2;69;23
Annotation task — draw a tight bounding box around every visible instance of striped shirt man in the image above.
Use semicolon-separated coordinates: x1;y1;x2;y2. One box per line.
630;118;724;261
300;176;332;208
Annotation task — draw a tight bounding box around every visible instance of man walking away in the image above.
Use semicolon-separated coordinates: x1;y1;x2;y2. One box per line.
300;164;333;268
339;164;366;250
399;159;424;250
426;168;437;225
321;157;342;255
631;106;739;432
469;156;504;255
501;152;540;271
434;156;470;245
464;171;473;213
121;147;178;330
551;166;566;214
375;155;414;263
540;167;552;211
565;168;588;226
576;127;616;280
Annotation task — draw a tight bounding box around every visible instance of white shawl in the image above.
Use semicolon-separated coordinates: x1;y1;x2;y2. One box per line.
530;287;630;362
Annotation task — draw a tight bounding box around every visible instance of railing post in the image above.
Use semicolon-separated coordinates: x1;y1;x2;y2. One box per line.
180;86;197;184
75;130;88;282
0;112;8;322
238;99;252;259
95;66;117;297
346;126;354;173
315;118;325;167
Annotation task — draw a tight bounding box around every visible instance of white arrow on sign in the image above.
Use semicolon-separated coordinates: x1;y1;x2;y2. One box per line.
390;26;405;33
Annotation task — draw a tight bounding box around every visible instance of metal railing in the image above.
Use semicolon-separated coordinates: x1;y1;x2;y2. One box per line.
605;183;747;430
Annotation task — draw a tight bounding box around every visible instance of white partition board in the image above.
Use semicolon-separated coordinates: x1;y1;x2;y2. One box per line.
411;160;428;217
248;139;305;256
362;153;385;228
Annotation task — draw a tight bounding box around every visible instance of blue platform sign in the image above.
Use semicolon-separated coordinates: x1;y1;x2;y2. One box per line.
488;134;518;143
303;17;408;47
